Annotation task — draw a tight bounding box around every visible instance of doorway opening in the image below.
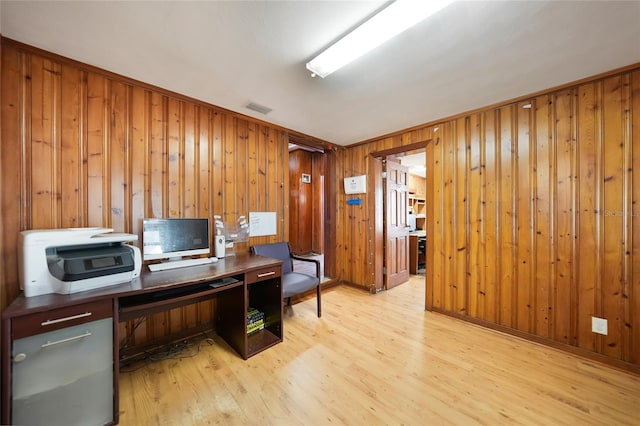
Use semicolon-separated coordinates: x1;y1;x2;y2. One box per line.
397;151;427;277
287;139;331;282
369;141;431;294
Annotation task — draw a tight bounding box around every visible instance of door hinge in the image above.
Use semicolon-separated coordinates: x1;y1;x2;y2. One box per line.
383;267;387;275
382;172;387;179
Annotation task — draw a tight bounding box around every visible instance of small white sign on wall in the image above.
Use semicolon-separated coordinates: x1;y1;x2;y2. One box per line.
344;175;367;194
249;212;277;237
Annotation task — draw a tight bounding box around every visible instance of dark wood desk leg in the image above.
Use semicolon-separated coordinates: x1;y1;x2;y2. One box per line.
409;235;418;275
112;298;120;425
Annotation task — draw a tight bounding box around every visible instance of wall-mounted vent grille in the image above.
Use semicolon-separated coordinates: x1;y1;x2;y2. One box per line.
245;102;273;115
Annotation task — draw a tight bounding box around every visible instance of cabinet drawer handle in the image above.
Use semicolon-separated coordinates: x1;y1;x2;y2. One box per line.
41;331;92;348
41;312;92;326
257;271;276;278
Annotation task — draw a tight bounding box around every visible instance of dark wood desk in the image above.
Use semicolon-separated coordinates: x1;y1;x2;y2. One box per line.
1;254;282;425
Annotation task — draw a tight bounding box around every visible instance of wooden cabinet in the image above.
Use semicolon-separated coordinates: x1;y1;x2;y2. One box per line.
408;174;426;231
245;265;283;358
2;254;283;424
8;300;115;425
408;195;426;230
409;233;427;274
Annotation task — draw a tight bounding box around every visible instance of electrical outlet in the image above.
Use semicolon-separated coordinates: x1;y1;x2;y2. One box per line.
592;317;608;335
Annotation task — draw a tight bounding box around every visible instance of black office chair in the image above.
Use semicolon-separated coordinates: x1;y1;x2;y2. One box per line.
251;242;322;317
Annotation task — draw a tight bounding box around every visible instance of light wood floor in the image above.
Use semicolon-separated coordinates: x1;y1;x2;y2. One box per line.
118;276;640;425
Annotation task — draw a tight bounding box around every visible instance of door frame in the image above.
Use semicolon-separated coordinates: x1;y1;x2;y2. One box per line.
368;141;433;301
287;134;337;279
384;159;411;289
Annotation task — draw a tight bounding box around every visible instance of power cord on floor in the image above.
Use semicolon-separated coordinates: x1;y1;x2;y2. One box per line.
119;332;215;373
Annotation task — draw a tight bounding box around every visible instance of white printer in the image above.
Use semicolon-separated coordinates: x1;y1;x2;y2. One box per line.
19;227;142;297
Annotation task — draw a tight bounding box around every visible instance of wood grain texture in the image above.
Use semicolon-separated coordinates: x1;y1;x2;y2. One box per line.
0;43;290;348
337;67;640;372
2;39;640;372
118;278;640;425
288;149;313;254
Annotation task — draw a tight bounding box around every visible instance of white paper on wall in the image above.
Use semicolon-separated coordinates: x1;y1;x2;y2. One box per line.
249;212;277;237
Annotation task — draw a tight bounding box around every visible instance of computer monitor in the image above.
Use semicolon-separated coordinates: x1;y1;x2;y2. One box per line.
142;218;210;261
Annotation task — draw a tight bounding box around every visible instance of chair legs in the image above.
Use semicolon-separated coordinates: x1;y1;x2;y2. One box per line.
316;285;322;318
283;292;322;317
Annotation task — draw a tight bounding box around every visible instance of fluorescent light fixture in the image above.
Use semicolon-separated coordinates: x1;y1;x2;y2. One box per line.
306;0;454;78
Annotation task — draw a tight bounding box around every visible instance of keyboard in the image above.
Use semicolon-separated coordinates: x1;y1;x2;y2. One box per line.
148;257;218;272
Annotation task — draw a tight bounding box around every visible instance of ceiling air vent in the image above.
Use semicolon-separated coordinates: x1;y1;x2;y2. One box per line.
245;102;272;115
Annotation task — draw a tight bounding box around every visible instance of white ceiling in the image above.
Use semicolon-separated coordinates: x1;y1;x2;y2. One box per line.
400;152;426;177
2;1;639;146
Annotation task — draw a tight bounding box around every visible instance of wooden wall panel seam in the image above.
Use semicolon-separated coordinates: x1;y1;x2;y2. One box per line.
1;42;299;346
510;105;518;329
80;70;88;227
528;100;538;334
103;78;111;226
52;60;61;228
1;38;332;149
569;87;580;346
549;94;557;340
351;62;640;148
21;53;31;231
464;116;473;317
631;70;640;364
339;63;640;371
125;85;133;232
595;80;604;355
622;73;633;362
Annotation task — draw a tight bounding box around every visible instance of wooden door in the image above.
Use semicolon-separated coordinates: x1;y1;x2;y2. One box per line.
385;160;410;289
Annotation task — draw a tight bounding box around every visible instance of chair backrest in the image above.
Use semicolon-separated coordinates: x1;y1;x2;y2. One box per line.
251;242;293;274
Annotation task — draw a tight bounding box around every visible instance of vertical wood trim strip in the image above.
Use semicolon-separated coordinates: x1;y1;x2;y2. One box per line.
595;80;604;354
456;118;467;313
103;79;111;226
22;53;31;230
426;139;434;308
495;109;504;325
433;130;444;307
570;88;579;346
510;105;519;328
553;90;572;343
549;94;558;339
630;70;640;364
124;85;132;231
467;115;481;318
80;70;88;226
529;99;538;333
601;76;624;359
52;61;61;227
622;73;633;361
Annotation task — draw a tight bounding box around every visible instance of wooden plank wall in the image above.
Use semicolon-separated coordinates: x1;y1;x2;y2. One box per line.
0;41;293;347
289;149;313;254
338;66;640;371
336;130;437;291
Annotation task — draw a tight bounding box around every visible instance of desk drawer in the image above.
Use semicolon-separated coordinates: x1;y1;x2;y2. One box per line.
246;266;281;284
12;300;112;339
12;317;113;425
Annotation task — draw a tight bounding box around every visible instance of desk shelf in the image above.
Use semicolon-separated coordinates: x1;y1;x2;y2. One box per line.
119;278;243;321
247;328;281;355
1;254;284;424
244;265;283;358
